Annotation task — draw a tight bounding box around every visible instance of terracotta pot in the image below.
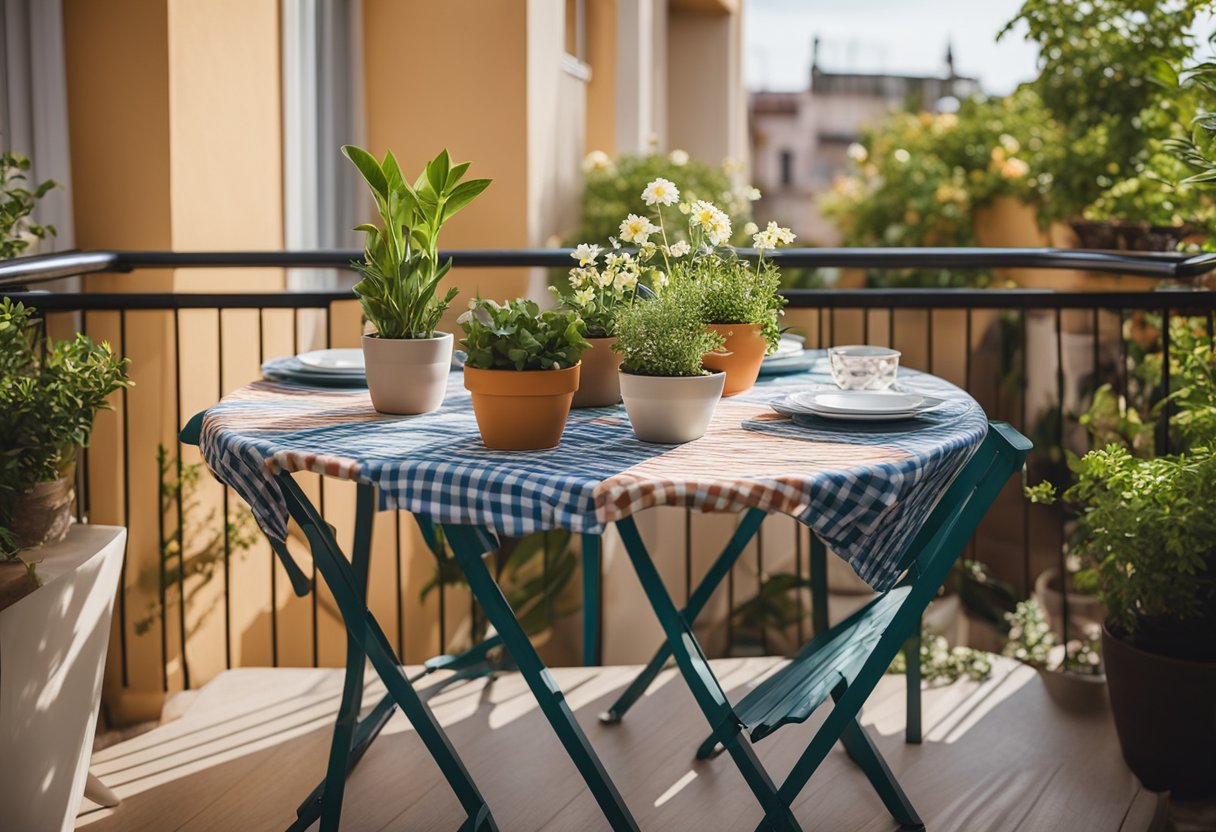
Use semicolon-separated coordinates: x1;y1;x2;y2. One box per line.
619;370;725;443
571;337;622;408
12;475;75;549
464;364;580;450
1102;621;1216;799
701;323;767;397
361;332;453;415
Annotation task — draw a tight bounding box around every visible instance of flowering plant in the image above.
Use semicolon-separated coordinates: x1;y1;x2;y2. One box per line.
549;242;644;338
612;281;723;377
457;298;589;371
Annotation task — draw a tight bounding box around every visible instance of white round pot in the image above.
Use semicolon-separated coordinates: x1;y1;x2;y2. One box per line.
619;370;725;443
361;332;453;415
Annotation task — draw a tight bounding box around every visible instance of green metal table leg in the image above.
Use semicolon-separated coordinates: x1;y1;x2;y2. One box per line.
441;523;640;832
905;627;922;744
614;516;799;832
600;509;767;723
810;535;829;636
277;474;497;831
582;534;601;666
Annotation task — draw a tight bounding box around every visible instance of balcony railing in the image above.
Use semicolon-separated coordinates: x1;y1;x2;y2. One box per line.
4;247;1213;715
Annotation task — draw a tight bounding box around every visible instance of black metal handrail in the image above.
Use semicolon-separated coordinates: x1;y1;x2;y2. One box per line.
2;246;1214;290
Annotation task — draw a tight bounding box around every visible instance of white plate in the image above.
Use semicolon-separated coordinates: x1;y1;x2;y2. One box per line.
789;389;926;414
772;336;804;358
800;408;922;422
296;348;365;372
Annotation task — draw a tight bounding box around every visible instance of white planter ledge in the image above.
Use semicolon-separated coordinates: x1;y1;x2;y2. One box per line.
0;525;126;832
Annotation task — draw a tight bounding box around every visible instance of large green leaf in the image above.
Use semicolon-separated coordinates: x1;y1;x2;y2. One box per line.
442;178;492;222
341;145;387;198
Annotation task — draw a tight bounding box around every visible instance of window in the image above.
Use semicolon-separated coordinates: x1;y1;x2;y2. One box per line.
780;150;794;187
565;0;586;62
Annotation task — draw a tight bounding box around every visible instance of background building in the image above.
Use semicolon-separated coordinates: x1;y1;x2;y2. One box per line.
750;37;979;243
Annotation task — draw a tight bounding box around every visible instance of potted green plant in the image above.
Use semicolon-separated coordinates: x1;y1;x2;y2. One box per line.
631;177;792;396
1;149;57;259
343;145;490;414
1002;597;1107;713
551;241;643;408
457;298;589;450
612;280;725;443
0;299;131;606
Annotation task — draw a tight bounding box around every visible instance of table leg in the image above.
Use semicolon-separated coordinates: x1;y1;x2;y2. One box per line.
441;523;640;832
581;534;601;666
600;509;766;724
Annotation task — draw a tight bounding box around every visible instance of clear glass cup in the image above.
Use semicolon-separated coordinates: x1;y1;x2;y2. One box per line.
828;345;901;390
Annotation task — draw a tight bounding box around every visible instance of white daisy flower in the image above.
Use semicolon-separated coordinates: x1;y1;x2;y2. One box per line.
618;213;659;244
641;178;680;206
667;240;690;258
581;150;613;174
614;271;638;291
571;243;602;267
669;149;689;166
746;187;762;201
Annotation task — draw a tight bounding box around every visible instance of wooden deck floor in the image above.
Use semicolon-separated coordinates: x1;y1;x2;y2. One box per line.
77;656;1161;831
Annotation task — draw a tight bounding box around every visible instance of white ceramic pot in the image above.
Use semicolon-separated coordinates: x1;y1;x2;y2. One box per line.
619;370;725;443
361;332;453;414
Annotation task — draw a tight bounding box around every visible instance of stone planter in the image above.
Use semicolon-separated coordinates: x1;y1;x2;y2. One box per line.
464;364;580;450
571;337;623;408
361;332;453;415
619;370;725;443
701;323;767;397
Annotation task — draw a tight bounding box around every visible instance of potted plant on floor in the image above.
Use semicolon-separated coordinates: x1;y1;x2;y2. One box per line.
550;240;643;407
458;298;589;450
343;145;490;414
1002;597;1107;713
0;299;131;607
633;176;793;396
613;279;725;443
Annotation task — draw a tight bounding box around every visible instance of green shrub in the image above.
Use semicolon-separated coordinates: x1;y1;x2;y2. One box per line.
458;298;589;371
343;146;490;339
612;282;723;377
0;150;57;260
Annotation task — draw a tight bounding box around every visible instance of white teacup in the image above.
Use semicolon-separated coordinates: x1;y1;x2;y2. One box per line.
828;345;901;390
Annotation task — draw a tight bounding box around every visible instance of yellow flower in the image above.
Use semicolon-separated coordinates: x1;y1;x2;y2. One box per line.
893;148;911;164
1001;158;1030;179
990;146;1007;165
618;213;658;244
846;143;868;163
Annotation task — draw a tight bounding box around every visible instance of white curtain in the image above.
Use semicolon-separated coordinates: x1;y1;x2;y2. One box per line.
0;0;74;253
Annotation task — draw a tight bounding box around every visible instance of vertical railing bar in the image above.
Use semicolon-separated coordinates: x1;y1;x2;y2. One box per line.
794;523;804;646
726;517;736;654
173;308;190;689
1020;308;1030;598
828;307;835;347
219;309;232;670
261;308;278;667
543;531;551;630
1162;305;1172;456
1091;307;1101;398
1054;306;1071;665
119;310;130;687
684;509;692;604
1119;308;1129;413
817;307;824;349
78;310;90;523
437;530;447;655
862;306;869;344
888;307;895;352
926;308;934;375
757;521;766;655
395;512;405;658
964;307;976;560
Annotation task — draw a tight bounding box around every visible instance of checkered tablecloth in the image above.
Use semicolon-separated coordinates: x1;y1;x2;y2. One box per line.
199;352;987;591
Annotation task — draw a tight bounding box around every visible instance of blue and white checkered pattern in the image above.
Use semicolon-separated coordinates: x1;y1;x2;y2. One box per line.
199;353;987;591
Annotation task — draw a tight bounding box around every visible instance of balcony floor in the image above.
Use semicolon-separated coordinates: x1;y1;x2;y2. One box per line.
77;656;1160;831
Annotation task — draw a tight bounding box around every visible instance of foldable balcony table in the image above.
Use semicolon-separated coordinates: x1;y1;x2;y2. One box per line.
190;352;1026;831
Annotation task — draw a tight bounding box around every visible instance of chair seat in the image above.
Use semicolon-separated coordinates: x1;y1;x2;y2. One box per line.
735;586;911;743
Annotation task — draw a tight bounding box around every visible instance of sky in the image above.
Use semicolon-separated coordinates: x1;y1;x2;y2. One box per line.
744;0;1041;96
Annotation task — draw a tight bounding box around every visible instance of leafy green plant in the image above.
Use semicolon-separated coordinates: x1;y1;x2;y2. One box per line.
574;148;757;247
1000;0;1207;222
343;146;490;339
1001;597;1103;674
136;444;258;636
612;281;723;377
0;300;131;557
679;254;787;351
1;150;57;260
887;624;994;683
458;298;589;371
549;244;644;338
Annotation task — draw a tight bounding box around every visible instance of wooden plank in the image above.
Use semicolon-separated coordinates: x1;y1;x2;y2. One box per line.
78;657;1148;832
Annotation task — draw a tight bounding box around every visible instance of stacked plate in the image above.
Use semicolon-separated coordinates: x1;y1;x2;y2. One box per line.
771;388;945;422
261;349;367;388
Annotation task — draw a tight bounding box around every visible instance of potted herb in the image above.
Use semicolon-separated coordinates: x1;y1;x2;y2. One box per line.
551;241;643;407
634;176;793;396
457;298;589;450
1002;597;1107;713
0;300;131;606
343;145;490;414
613;280;725;443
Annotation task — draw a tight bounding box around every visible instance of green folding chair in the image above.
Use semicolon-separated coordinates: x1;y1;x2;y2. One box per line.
610;422;1030;831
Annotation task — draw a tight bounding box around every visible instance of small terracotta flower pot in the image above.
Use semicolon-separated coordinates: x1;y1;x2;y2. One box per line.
701;323;767;397
362;332;453;415
571;337;623;408
464;363;581;450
